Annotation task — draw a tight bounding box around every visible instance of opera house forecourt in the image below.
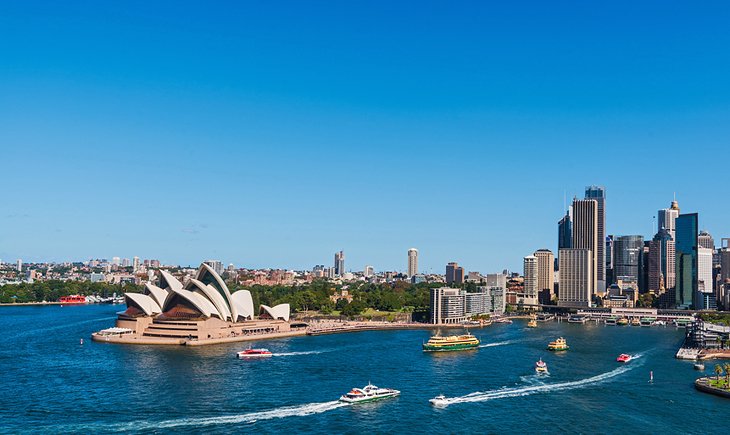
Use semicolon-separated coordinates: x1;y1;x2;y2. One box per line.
92;263;301;346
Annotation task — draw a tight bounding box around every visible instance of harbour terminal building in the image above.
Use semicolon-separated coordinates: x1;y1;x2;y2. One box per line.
93;263;295;345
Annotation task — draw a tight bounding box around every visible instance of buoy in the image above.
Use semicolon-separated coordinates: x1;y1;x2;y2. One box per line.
80;338;84;345
649;371;653;383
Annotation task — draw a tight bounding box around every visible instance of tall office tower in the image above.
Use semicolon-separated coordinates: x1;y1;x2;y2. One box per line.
203;259;223;275
698;230;714;250
446;262;458;284
613;235;644;284
364;265;374;277
534;249;555;293
112;256;121;266
719;242;730;309
675;213;698;309
558;211;572;249
132;256;140;273
648;228;673;293
605;235;615;286
558;248;593;307
121;258;130;267
698;247;714;293
485;273;507;289
658;200;680;236
407;248;418;277
523;255;539;302
572;198;598;296
334;251;345;276
16;259;22;272
455;265;465;284
585;186;606;294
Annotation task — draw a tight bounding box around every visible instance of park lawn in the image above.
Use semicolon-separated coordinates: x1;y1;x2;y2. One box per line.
708;379;730;389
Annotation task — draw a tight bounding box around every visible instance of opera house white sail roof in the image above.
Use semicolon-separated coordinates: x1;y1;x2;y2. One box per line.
121;263;289;322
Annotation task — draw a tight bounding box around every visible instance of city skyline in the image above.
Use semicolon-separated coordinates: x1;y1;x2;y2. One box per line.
2;2;730;272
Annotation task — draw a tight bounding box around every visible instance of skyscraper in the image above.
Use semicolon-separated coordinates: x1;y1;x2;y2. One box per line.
558;210;572;250
407;248;418;277
572;198;598;297
523;255;538;303
364;265;374;277
534;249;555;293
648;228;673;294
16;259;22;272
585;186;606;293
446;262;464;285
614;235;644;284
132;256;140;273
698;230;715;250
558;248;592;307
334;251;345;276
606;235;614;286
675;213;698;309
658;200;680;290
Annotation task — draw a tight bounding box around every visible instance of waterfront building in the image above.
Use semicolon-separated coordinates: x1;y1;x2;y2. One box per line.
407;248;418;277
534;249;555;297
429;287;466;324
334;251;345;277
523;255;538;304
558;248;593;307
558;210;572;249
613;235;644;285
585;186;607;294
675;213;698;309
572;198;599;296
445;262;464;285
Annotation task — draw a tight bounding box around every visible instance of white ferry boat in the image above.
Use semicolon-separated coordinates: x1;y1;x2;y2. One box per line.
339;383;400;404
429;394;449;407
535;358;549;374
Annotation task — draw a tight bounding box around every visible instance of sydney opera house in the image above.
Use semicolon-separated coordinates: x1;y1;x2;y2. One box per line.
93;263;300;345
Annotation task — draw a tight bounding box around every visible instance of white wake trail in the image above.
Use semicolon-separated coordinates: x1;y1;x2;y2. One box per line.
440;363;638;406
273;350;325;357
478;340;513;348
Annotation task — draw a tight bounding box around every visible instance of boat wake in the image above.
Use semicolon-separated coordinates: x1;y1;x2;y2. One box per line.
73;400;349;432
437;363;639;407
273;350;326;357
478;340;513;348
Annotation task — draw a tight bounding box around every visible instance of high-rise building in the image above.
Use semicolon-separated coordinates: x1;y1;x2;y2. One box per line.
121;258;131;268
364;265;374;277
534;249;555;294
648;228;673;294
407;248;418;277
658;200;680;289
203;259;223;275
16;259;22;272
334;251;345;277
572;198;598;296
606;235;614;286
698;247;714;295
698;230;715;250
558;211;572;250
558;248;593;307
112;257;121;266
523;255;538;302
613;235;644;284
485;273;507;289
585;186;606;294
675;213;698;309
132;256;140;273
445;262;464;285
429;287;466;324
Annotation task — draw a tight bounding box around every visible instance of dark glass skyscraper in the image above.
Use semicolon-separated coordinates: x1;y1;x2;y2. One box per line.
675;213;698;309
614;235;644;284
585;186;606;293
558;211;572;250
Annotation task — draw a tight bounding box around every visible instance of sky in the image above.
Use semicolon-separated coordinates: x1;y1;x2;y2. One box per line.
1;1;730;273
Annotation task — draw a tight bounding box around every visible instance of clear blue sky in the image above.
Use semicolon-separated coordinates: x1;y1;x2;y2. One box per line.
2;1;729;273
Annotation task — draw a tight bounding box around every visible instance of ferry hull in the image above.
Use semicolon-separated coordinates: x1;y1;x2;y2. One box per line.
339;392;399;404
422;343;479;352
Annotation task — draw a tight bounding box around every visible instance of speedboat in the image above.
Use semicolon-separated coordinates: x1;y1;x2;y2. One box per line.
527;318;537;328
429;394;449;407
547;337;569;351
694;361;705;371
237;347;273;359
616;353;632;363
535;358;549;374
339;383;400;404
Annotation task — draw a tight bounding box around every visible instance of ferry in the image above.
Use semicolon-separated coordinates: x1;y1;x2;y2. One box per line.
339;383;400;404
630;318;641;326
605;317;618;325
536;313;555;322
535;358;549;374
547;337;569;351
527;319;537;328
59;295;86;305
568;315;587;324
616;353;633;363
423;334;480;352
492;317;513;324
429;394;448;407
640;317;655;327
237;347;273;359
617;317;629;326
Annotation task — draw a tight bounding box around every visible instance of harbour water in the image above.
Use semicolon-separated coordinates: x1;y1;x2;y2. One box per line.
1;304;727;434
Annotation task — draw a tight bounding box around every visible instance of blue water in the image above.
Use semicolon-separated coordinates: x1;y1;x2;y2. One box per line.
0;305;727;434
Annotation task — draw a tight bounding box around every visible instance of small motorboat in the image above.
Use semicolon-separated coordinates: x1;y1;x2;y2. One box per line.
527;318;537;328
429;394;449;407
535;358;549;374
616;353;632;363
339;383;400;403
237;347;273;359
694;362;705;371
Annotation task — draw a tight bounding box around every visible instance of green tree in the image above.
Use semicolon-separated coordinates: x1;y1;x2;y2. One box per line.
714;364;723;382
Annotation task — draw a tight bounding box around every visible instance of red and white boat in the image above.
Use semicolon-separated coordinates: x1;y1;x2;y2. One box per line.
616;353;632;363
237;347;273;359
59;295;86;305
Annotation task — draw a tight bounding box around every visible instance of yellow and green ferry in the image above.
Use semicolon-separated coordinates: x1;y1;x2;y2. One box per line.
422;334;480;352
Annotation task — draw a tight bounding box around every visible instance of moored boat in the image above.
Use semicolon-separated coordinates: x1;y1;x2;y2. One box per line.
630;318;641;326
605;317;618;325
547;337;569;351
568;315;587;324
237;347;273;359
527;318;537;328
535;358;549;374
339;383;400;403
59;295;86;305
617;317;629;326
423;334;480;352
616;353;632;363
